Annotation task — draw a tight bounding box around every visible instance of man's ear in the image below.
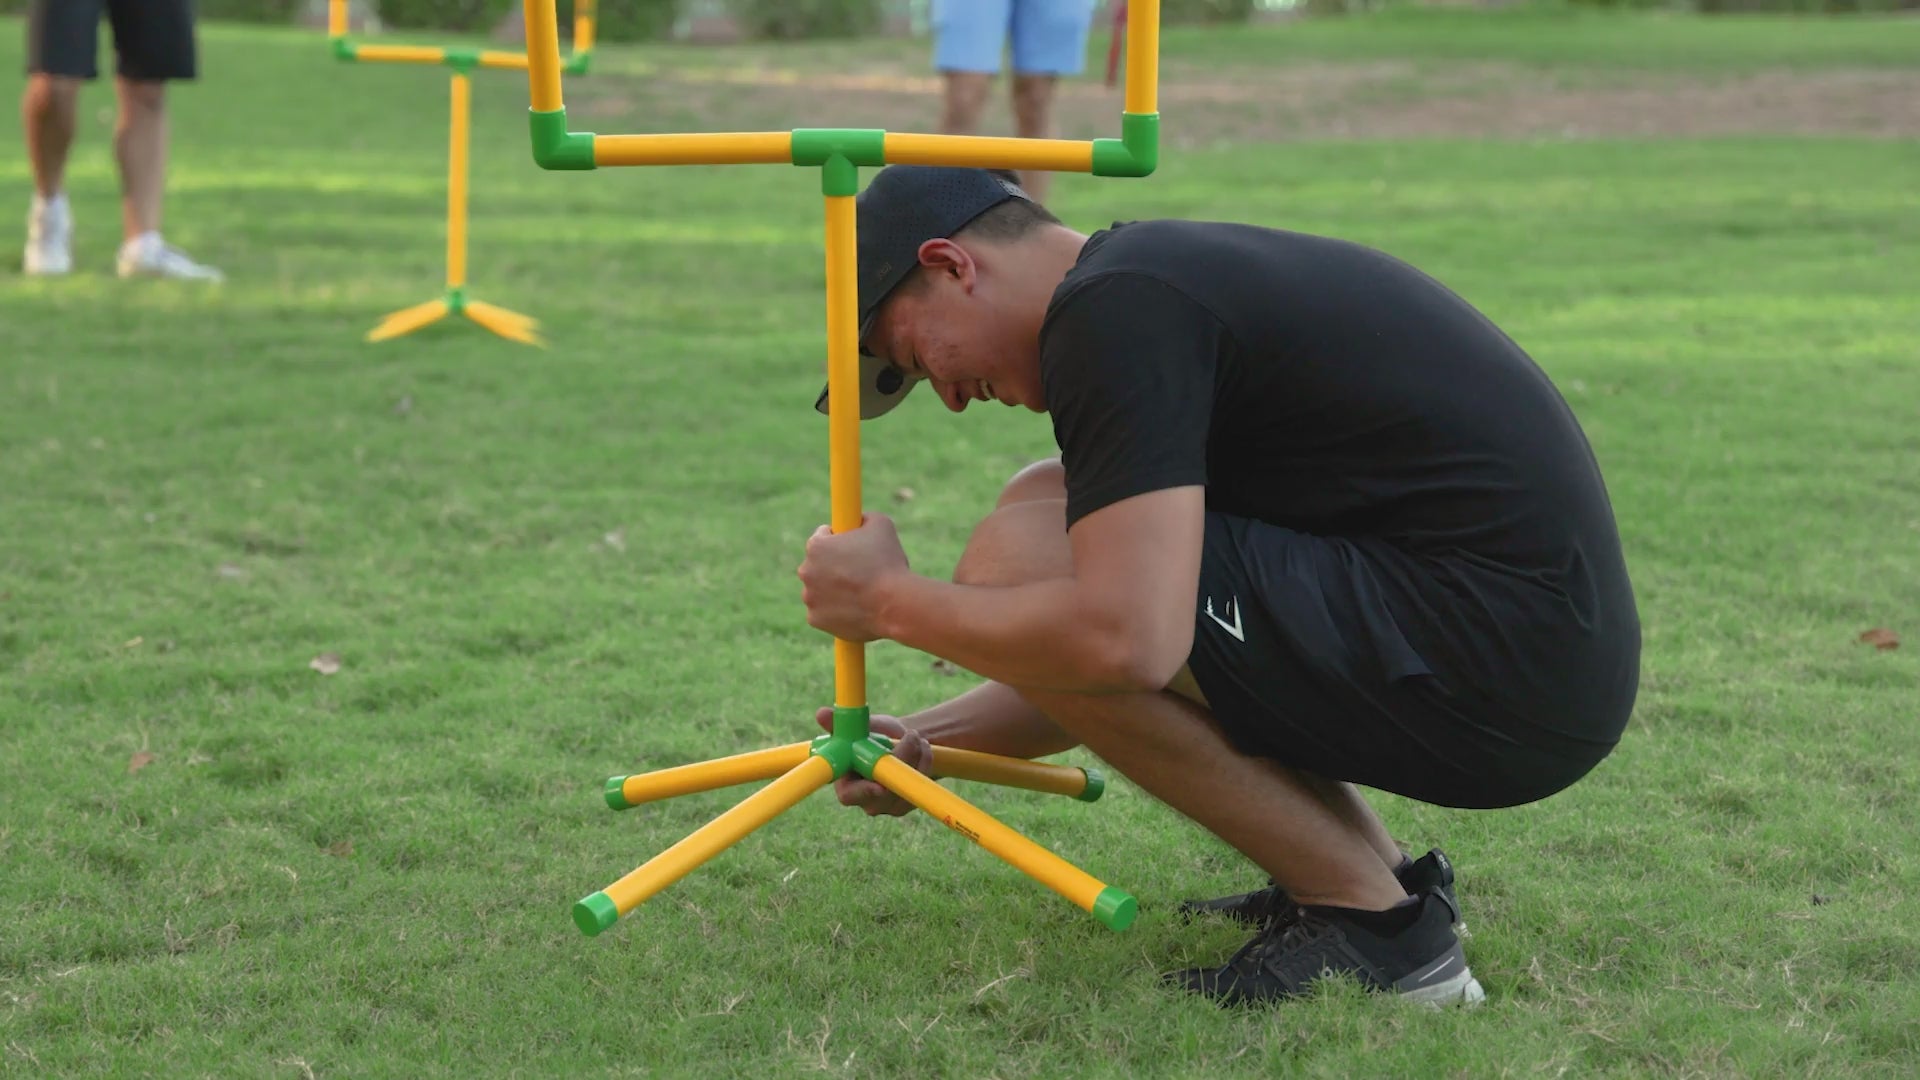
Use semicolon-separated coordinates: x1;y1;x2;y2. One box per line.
916;238;976;287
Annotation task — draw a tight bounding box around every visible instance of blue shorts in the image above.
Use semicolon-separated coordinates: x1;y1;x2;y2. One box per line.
932;0;1097;76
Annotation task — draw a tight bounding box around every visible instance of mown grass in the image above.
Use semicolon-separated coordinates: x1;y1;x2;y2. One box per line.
3;10;1918;1078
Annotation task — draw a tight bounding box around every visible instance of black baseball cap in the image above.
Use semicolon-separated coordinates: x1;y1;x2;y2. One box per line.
813;165;1034;420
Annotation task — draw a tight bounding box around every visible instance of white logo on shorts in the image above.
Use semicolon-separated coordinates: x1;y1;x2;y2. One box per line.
1203;596;1245;642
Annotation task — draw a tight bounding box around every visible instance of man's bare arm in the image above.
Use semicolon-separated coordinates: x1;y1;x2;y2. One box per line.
876;486;1206;695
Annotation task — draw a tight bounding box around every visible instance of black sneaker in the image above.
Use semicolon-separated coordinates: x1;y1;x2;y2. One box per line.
1176;848;1463;931
1168;889;1485;1008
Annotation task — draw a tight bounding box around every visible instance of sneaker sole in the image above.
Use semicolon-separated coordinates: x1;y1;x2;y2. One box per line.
1397;969;1486;1008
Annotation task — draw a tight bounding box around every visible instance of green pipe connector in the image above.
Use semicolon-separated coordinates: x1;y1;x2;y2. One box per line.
792;128;886;169
821;155;858;197
329;37;356;62
848;736;891;781
564;52;593;76
809;734;856;779
445;286;467;314
830;704;870;744
443;47;479;74
1091;113;1159;178
530;108;596;171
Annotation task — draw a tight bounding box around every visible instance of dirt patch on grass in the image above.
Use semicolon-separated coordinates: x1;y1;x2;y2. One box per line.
574;57;1920;143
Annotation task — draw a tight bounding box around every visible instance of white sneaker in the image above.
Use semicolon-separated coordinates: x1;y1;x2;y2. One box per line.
117;232;223;282
23;193;73;276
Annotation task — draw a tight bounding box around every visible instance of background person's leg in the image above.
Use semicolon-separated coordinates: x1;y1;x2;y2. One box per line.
21;0;101;274
931;0;1010;135
113;78;166;242
22;76;81;201
1008;0;1095;202
106;0;219;280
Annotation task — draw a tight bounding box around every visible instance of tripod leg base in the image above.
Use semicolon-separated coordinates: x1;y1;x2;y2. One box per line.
366;298;451;342
605;742;814;809
465;299;544;346
578;753;837;935
927;745;1106;802
870;754;1136;931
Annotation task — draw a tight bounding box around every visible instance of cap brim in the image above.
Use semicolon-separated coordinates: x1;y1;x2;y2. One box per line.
814;350;920;420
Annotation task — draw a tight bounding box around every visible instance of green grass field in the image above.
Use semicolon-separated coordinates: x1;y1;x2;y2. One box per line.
4;9;1919;1077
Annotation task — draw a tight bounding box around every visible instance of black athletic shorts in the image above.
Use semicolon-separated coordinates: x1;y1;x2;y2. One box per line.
1186;512;1622;810
25;0;198;82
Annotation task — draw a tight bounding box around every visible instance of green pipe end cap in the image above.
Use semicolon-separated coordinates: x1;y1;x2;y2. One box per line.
573;892;619;936
603;775;631;810
1074;768;1106;803
1092;886;1137;932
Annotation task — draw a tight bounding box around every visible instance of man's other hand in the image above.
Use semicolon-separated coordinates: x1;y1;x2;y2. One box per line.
813;707;934;817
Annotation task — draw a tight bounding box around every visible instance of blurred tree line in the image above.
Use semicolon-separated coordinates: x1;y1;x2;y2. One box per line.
0;0;1912;41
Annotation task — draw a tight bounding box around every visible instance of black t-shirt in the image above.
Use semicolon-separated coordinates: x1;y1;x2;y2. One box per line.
1039;219;1638;735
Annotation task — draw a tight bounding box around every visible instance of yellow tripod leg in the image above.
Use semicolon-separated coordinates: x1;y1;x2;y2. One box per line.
929;747;1106;802
871;755;1136;930
464;300;544;346
366;298;450;342
604;742;814;809
574;754;837;935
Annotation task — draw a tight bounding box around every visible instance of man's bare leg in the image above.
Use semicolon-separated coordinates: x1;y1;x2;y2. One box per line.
953;463;1409;911
22;74;80;198
21;75;80;273
940;71;992;136
1009;73;1058;203
114;78;168;242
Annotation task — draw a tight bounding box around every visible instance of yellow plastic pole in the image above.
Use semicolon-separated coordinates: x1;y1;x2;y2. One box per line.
824;189;865;711
597;755;836;919
477;50;533;71
593;132;793;168
612;742;815;807
523;0;564;112
1127;0;1160;116
870;756;1117;918
883;134;1093;174
328;0;347;36
446;73;469;291
574;0;597;53
352;44;448;65
930;747;1095;799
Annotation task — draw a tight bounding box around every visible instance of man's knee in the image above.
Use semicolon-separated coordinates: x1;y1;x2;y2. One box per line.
953;498;1071;589
24;75;81;114
996;457;1065;508
116;79;166;113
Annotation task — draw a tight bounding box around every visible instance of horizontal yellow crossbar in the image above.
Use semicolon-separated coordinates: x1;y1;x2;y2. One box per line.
478;50;533;71
595;132;793;167
353;44;446;65
884;133;1092;173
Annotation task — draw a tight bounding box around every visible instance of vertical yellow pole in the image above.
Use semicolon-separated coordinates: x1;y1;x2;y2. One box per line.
1126;0;1160;116
823;183;865;714
328;0;347;37
574;0;597;53
447;72;470;292
523;0;563;113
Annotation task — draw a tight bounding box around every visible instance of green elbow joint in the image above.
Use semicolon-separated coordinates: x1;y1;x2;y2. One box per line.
1091;113;1159;178
329;37;356;62
564;52;593;76
530;109;595;170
